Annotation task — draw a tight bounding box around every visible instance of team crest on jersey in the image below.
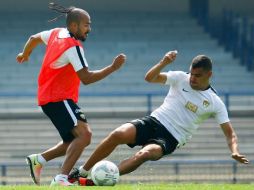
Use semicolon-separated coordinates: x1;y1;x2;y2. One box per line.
203;100;210;108
185;101;198;113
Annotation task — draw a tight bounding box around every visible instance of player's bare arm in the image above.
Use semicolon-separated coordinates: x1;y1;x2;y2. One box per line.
145;50;177;84
16;33;43;63
77;53;126;85
220;122;249;164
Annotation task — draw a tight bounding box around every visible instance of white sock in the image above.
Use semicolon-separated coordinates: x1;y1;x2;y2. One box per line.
37;154;47;165
79;166;89;177
55;174;68;180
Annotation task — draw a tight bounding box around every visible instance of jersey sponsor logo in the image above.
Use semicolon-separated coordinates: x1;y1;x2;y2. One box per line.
182;88;189;92
185;101;198;113
203;100;210;108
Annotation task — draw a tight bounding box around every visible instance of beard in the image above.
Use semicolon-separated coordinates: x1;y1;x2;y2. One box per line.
75;34;86;41
78;36;86;42
76;29;88;42
79;36;86;42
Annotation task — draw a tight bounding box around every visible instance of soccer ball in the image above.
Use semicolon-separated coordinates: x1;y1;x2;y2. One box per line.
91;160;120;186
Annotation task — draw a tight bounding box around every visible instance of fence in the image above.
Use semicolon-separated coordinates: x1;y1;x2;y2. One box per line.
0;91;254;118
78;91;254;116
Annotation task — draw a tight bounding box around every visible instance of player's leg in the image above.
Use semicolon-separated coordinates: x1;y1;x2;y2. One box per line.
26;141;70;185
69;116;169;183
84;123;136;171
118;116;178;175
61;120;91;175
73;144;162;186
26;101;74;186
68;122;136;181
118;143;163;175
51;120;91;186
49;100;91;186
26;99;90;186
42;141;70;160
70;116;156;180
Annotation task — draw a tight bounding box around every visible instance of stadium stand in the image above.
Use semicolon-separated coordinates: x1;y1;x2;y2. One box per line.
0;11;254;115
1;12;254;95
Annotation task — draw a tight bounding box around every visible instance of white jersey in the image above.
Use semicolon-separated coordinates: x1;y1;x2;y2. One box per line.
151;71;229;146
40;28;88;72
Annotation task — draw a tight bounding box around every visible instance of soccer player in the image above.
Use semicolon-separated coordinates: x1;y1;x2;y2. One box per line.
69;50;249;184
16;3;126;186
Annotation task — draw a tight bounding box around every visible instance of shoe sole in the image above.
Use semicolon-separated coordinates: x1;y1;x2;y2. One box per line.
26;156;39;185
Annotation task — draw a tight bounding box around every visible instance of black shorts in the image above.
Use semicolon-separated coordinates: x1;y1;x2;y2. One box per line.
41;99;87;142
127;116;178;155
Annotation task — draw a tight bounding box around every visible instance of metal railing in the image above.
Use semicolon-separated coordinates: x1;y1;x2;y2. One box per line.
0;91;254;116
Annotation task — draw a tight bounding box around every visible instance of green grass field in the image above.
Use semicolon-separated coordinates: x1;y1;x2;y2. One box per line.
0;184;253;190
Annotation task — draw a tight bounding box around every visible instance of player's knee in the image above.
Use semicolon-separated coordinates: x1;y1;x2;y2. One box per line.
109;130;126;143
78;134;91;148
135;150;151;162
76;124;92;146
83;130;92;146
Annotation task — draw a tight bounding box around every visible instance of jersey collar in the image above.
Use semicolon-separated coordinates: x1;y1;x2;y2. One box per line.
58;28;71;39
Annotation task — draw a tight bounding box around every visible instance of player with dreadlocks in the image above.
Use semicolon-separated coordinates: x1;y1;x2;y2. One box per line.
16;2;126;186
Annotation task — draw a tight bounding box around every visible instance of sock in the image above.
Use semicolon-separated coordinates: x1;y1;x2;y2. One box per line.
79;166;89;177
55;174;68;180
37;154;47;165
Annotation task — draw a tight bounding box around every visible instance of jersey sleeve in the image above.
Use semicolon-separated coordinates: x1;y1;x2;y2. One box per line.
40;29;53;45
164;71;186;86
214;98;230;124
65;46;89;72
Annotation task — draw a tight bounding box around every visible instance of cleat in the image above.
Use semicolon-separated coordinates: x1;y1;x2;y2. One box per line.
78;177;95;186
50;176;75;186
68;168;80;183
26;154;42;185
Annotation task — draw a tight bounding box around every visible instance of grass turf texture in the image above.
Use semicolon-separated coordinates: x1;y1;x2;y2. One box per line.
0;184;253;190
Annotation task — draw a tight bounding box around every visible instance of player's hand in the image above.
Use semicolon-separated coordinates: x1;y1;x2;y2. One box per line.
161;50;178;65
16;53;29;63
231;153;249;164
111;53;126;71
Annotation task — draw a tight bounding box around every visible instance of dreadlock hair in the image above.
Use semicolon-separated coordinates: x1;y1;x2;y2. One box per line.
48;2;80;26
49;2;74;14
